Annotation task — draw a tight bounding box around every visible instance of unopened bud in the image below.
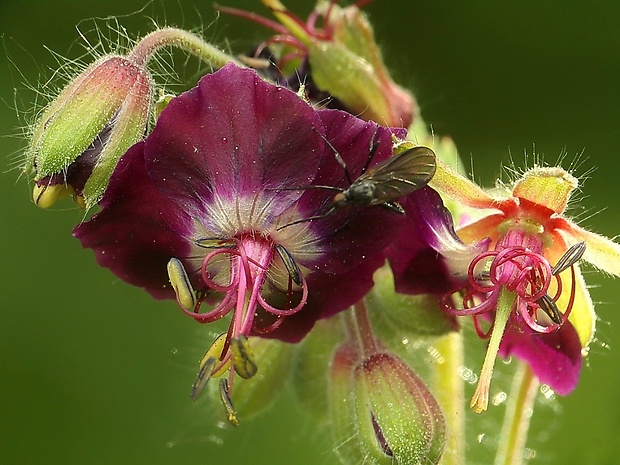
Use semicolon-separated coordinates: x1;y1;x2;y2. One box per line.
26;54;153;209
512;166;578;215
262;0;415;127
329;343;445;465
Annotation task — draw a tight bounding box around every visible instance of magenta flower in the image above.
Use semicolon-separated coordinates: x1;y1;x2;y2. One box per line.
398;161;620;412
74;64;411;404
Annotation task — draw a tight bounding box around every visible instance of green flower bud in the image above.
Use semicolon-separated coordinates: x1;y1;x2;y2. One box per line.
27;54;153;209
261;0;416;127
329;343;445;465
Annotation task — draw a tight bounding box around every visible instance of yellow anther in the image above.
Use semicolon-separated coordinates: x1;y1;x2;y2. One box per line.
32;183;73;209
191;333;232;400
191;357;216;401
219;379;239;426
166;257;197;311
231;335;258;379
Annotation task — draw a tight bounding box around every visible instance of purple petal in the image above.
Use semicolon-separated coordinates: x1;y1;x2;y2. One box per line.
73;63;412;344
292;109;407;274
387;187;488;295
499;321;582;395
73;142;193;299
145;63;324;221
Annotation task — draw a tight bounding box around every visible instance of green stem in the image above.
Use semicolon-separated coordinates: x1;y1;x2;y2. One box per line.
494;362;539;465
433;332;465;465
127;27;242;69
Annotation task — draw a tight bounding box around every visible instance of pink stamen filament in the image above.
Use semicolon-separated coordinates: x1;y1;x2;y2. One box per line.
215;5;291;35
442;244;575;333
265;34;308;53
178;235;309;354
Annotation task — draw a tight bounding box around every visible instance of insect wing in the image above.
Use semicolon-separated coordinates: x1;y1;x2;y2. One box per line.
356;146;437;206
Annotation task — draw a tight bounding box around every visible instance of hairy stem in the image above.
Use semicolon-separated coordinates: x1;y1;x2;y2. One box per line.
127;27;241;69
433;332;466;465
494;362;539;465
342;300;379;357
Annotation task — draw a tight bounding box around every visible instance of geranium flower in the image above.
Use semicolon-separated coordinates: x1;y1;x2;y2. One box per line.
73;63;412;418
394;161;620;412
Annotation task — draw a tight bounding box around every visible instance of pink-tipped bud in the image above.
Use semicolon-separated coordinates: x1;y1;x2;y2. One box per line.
329;342;445;465
306;2;415;127
258;0;415;127
27;54;153;209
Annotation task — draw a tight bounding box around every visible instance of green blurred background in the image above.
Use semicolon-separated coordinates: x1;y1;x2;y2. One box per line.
1;1;619;464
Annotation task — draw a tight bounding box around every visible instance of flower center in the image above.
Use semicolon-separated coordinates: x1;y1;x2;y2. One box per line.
442;228;579;335
167;232;309;417
191;234;309;336
440;228;584;413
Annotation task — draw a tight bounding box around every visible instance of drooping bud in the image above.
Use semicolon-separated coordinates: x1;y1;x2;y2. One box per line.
225;0;415;127
302;1;416;127
329;342;446;465
25;27;240;210
27;54;153;209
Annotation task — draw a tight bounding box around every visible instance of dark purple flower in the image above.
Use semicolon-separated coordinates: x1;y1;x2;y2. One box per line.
74;64;407;367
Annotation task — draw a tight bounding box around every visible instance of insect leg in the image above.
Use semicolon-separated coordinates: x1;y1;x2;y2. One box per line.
312;127;353;185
